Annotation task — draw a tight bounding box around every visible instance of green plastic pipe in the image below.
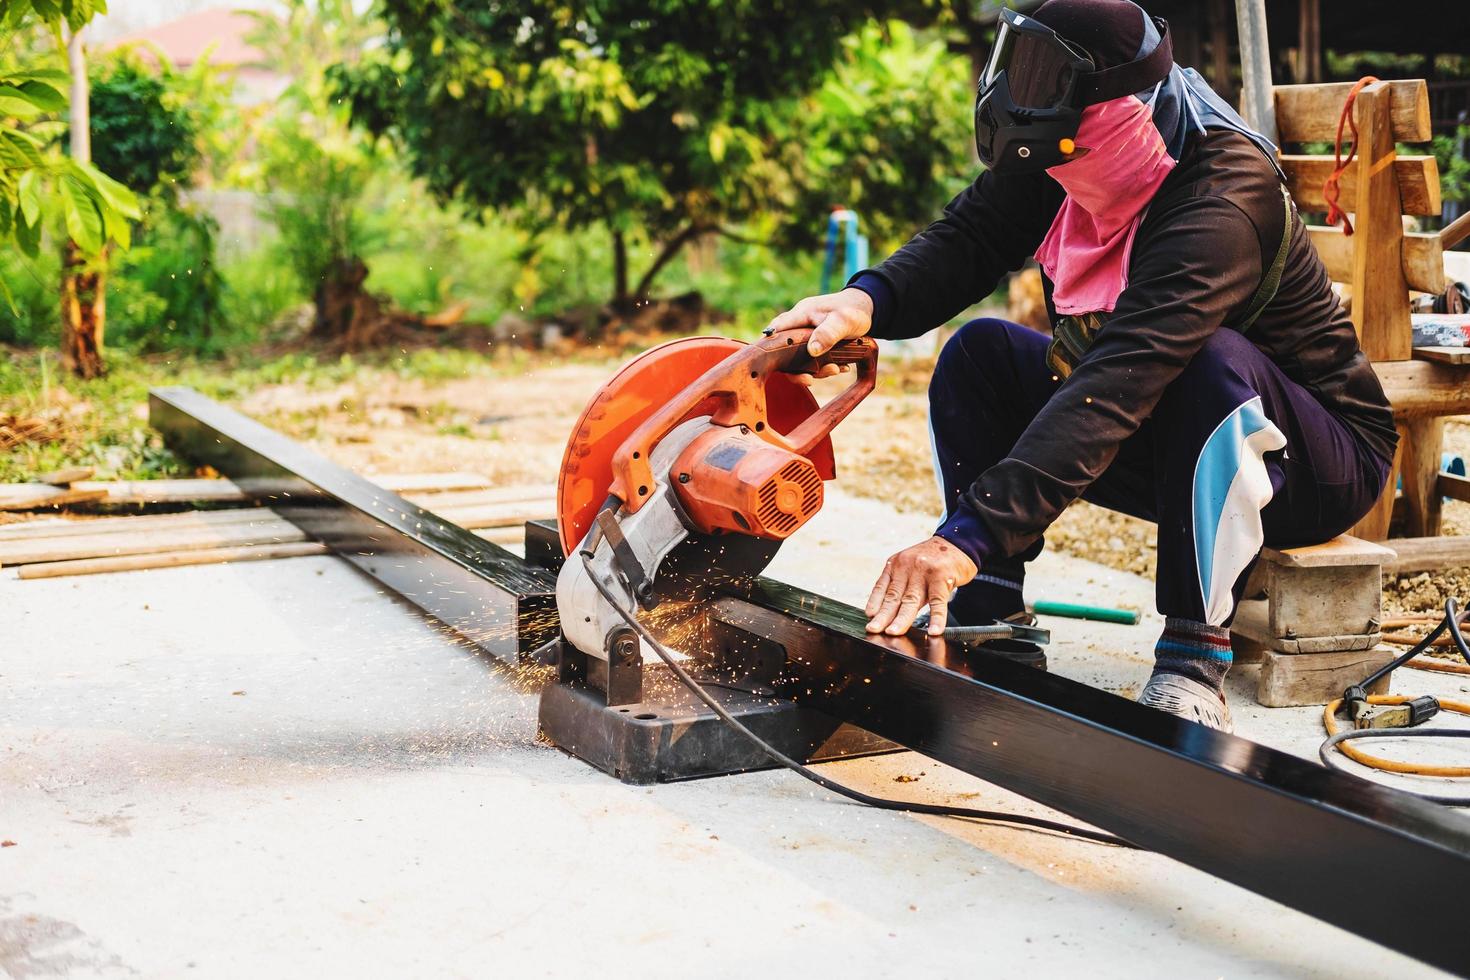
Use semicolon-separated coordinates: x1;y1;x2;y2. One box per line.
1031;599;1141;626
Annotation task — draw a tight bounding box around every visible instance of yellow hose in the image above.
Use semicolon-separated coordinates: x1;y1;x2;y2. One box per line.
1322;694;1470;777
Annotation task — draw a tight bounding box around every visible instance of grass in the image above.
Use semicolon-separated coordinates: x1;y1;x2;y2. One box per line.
0;342;545;483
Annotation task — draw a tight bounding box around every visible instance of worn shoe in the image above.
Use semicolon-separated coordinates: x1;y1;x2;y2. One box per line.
1138;672;1233;733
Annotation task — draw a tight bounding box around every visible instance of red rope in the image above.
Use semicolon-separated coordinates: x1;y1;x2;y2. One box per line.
1322;75;1380;236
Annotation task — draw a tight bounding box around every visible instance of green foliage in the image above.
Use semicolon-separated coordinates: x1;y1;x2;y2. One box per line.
81;57;199;197
335;1;964;304
108;202;224;352
1432;125;1470;209
0;0;140;274
249;0;383;294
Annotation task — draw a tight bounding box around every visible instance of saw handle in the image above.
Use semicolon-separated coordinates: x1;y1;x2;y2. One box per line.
610;327;878;511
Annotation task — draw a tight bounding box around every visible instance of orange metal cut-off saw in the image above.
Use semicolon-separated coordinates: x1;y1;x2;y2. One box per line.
554;327;877;664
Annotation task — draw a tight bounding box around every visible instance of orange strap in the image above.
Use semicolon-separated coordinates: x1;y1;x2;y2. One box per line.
1322;75;1380;236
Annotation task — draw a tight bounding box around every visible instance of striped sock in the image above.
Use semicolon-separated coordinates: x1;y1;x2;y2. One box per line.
1153;617;1232;692
949;563;1025;625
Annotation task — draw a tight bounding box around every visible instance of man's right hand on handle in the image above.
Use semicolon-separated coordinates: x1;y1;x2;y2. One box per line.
765;287;874;384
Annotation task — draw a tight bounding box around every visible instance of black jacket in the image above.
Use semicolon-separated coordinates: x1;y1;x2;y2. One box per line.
853;128;1397;563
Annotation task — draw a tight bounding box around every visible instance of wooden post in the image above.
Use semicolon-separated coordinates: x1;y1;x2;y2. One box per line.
1296;0;1322;84
1234;0;1277;144
1208;0;1234;103
1398;416;1446;537
1349;82;1412;362
60;26;106;380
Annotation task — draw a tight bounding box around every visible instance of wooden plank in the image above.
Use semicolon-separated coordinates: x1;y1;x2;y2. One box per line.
1259;534;1393;568
0;518;305;566
1257;647;1396;707
0;486;109;511
1440;473;1470;504
399;486;554;510
0;472;499;510
1374;359;1470;418
1399;416;1446;537
1350;83;1413;362
0;507;274;542
427;500;556;530
1410;346;1470;365
1402;232;1447;295
1383;536;1470;576
37;465;94;486
15;541;328;579
364;471;493;494
1274;79;1431;143
1305;227;1444;296
1282;154;1441;216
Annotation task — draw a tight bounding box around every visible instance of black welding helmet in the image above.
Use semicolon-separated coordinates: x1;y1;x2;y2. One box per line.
975;3;1175;173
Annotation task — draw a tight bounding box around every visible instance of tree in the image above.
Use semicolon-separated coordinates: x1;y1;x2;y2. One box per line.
337;0;966;313
0;1;140;377
247;0;395;345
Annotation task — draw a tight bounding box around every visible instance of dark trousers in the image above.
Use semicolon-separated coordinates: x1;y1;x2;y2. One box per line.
929;318;1390;626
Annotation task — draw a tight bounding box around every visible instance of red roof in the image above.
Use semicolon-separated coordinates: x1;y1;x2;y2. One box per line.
103;7;268;69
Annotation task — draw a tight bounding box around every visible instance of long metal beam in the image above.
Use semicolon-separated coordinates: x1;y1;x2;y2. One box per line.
149;387;556;663
152;388;1470;973
713;587;1470;974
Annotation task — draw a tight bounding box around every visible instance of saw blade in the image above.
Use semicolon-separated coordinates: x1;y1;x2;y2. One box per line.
556;336;835;556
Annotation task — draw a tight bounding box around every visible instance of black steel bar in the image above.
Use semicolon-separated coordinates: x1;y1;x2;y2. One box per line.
712;584;1470;975
148;387;556;663
153;392;1470;971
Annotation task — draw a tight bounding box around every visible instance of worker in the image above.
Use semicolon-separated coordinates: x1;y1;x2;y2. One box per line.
766;0;1396;731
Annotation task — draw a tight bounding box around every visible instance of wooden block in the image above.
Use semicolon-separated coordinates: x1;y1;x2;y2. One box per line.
37;465;94;486
1257;647;1397;707
1350;83;1413;363
1411;346;1470;365
1398;416;1445;537
1230;595;1381;655
15;541;328;579
1373;359;1470;418
1282;154;1441;216
1274;79;1431;143
1268;561;1381;640
1382;536;1470;576
1304;226;1443;295
1259;534;1393;568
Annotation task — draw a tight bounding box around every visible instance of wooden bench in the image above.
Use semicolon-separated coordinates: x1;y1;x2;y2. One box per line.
1274;79;1470;550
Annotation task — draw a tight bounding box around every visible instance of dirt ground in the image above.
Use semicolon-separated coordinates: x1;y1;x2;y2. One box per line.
214;345;1470;622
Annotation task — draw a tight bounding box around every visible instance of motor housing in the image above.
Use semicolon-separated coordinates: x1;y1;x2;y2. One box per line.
671;427;823;539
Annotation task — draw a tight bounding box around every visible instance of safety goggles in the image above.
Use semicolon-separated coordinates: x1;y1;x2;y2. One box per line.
979;7;1095;112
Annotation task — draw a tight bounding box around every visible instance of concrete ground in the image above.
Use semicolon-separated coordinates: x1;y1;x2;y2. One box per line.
3;487;1467;978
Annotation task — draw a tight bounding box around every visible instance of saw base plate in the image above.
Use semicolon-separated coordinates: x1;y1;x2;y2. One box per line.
538;659;892;785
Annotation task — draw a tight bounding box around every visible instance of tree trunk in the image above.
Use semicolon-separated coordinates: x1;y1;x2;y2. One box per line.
60;241;107;379
611;228;630;311
631;225;704;305
62;25;105;379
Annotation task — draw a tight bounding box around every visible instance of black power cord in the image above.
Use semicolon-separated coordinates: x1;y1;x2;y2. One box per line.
1320;597;1470;806
580;552;1140;849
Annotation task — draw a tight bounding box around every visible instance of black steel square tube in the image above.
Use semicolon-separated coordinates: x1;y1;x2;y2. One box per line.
149;386;556;662
715;583;1470;974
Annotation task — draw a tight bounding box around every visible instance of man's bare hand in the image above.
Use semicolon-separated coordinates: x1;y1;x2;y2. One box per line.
765;288;874;384
865;536;978;637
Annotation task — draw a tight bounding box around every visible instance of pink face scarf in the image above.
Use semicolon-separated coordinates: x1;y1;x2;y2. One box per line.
1034;94;1177;315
